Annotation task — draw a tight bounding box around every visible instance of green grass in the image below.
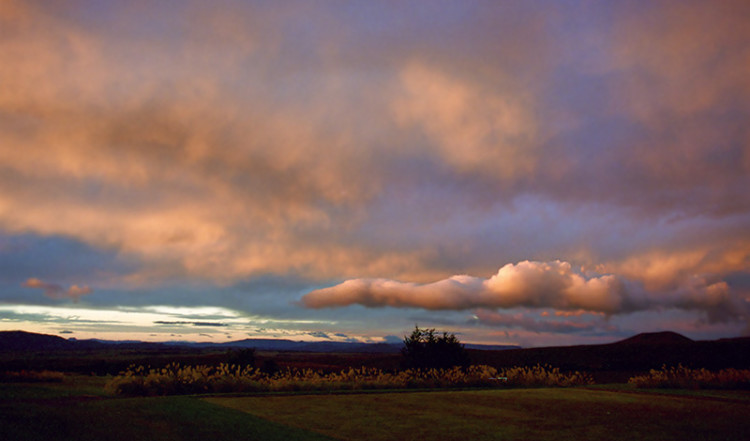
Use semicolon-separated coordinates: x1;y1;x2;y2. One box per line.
207;387;750;441
4;376;749;441
0;376;333;441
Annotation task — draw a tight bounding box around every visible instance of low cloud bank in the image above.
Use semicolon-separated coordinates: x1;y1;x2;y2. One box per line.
471;309;613;334
301;261;745;322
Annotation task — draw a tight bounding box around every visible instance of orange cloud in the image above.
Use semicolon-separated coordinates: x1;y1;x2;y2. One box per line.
0;1;397;284
393;62;538;180
23;278;92;301
554;310;605;318
598;243;750;292
303;261;625;313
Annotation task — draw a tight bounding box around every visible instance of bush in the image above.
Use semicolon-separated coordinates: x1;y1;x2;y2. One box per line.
628;365;750;389
226;348;256;368
0;370;65;383
499;364;593;387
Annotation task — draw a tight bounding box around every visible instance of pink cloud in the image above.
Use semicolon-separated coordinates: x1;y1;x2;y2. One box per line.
23;278;92;301
302;260;746;322
302;261;625;312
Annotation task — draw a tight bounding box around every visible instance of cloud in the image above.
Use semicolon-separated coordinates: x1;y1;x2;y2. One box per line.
555;0;750;217
0;0;395;283
472;309;614;335
302;260;748;322
154;321;227;327
0;0;748;349
393;62;538;180
302;261;623;312
306;331;331;340
22;278;92;301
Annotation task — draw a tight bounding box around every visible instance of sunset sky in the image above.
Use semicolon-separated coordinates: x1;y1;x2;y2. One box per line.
1;0;749;347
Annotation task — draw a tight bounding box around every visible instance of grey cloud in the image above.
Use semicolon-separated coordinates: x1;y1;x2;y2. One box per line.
306;331;331;340
154;321;228;327
472;309;616;335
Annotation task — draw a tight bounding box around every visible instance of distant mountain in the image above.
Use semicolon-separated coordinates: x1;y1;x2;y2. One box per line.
172;338;519;353
0;330;518;354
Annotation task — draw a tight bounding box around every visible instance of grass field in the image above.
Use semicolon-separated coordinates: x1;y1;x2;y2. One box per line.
0;376;333;441
2;375;749;440
207;388;750;441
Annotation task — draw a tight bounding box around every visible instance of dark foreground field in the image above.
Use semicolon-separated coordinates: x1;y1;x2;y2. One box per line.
2;375;748;441
0;376;332;441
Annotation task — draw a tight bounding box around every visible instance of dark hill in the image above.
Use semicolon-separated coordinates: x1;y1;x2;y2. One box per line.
470;333;750;382
0;330;73;352
616;331;694;345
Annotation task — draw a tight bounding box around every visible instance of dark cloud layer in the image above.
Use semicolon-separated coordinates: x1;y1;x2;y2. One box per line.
154;321;228;328
471;309;615;335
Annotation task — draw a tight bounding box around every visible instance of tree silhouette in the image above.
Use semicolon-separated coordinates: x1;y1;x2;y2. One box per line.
226;348;256;368
401;325;470;369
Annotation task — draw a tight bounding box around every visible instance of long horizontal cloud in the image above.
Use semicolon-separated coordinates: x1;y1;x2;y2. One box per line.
302;261;623;312
302;261;745;322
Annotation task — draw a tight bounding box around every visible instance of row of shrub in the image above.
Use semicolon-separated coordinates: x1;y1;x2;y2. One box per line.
105;363;593;396
628;365;750;389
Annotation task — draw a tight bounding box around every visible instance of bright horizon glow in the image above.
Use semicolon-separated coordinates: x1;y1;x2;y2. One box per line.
0;304;354;343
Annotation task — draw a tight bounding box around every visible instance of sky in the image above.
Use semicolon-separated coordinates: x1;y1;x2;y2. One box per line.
1;0;749;347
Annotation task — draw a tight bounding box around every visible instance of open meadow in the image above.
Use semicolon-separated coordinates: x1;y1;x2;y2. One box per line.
207;387;750;441
0;375;332;441
2;374;749;441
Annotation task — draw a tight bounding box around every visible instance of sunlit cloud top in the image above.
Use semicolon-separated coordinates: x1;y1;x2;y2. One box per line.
1;0;749;345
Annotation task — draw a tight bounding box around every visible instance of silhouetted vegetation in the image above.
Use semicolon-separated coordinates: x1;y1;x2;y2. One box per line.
0;370;64;383
628;365;750;389
261;359;280;375
226;348;256;368
401;326;470;369
105;363;593;396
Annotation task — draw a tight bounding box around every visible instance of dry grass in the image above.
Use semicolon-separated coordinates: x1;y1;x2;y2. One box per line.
106;363;593;396
628;365;750;389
